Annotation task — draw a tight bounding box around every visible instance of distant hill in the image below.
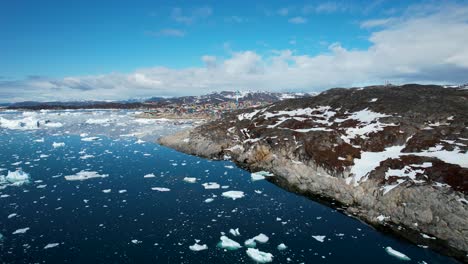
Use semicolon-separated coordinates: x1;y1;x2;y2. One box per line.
5;91;313;110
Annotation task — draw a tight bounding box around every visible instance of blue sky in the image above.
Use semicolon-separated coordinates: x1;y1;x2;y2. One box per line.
1;0;468;101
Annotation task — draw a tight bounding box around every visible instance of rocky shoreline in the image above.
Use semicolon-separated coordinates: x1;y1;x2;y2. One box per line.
158;84;468;262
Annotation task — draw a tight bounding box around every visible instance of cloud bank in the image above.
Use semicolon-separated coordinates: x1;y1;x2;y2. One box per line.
1;4;467;102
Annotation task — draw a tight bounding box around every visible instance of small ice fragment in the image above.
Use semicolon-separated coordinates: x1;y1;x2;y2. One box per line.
81;137;100;142
102;189;111;193
64;171;108;181
52;142;65;148
151;187;170;192
183;177;197;183
12;227;30;234
118;190;127;194
222;191;245;200
277;243;287;251
202;182;220;189
217;236;242;250
44;243;60;249
312;235;326;242
246;248;274;263
204;198;214;203
385;247;411;261
252;233;269;243
7;213;17;219
244;238;256;248
144;173;155;178
229;228;241;237
189;242;208;251
131;239;142;244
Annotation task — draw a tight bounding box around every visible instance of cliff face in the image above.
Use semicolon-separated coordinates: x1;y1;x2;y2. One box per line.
158;84;468;261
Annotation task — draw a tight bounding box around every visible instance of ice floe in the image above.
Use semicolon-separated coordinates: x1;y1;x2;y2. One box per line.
183;177;197;183
222;191;245;200
12;227;30;235
189;241;208;251
0;170;31;189
312;235;326;242
44;243;60;249
52;142;65;148
64;171;109;181
202;182;220;189
151;187;171;192
385;247;411;261
229;228;241;237
217;236;242;250
246;248;273;263
277;243;287;251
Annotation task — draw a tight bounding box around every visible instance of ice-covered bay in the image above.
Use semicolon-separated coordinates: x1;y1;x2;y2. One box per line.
0;110;459;264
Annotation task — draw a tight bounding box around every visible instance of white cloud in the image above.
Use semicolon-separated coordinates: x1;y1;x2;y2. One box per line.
288;16;307;24
1;3;468;102
171;7;212;24
277;7;291;16
360;18;396;28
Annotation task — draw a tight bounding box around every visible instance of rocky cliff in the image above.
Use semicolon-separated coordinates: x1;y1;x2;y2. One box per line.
158;84;468;261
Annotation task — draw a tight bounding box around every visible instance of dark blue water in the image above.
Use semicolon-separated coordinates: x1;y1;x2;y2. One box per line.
0;129;459;263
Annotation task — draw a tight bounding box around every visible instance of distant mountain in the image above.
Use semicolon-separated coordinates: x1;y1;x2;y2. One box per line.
144;91;315;106
5;91;313;110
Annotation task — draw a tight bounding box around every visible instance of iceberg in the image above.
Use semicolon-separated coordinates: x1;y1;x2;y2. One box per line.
246;248;273;263
64;171;108;181
229;228;241;237
217;236;242;250
202;182;220;189
12;227;30;235
44;243;60;249
183;177;197;183
222;191;245;200
52;142;65;148
312;235;326;242
277;243;287;251
189;241;208;251
385;247;411;261
151;187;171;192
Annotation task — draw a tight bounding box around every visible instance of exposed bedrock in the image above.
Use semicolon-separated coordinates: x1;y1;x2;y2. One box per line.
159;84;468;261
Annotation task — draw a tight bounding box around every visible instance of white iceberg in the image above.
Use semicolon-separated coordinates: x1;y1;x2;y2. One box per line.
385;247;411;261
277;243;287;251
12;227;30;234
217;236;242;250
222;191;245;200
183;177;197;183
151;187;171;192
246;248;273;263
64;171;108;181
229;228;241;237
202;182;220;189
44;243;60;249
52;142;65;148
312;235;326;242
189;241;208;251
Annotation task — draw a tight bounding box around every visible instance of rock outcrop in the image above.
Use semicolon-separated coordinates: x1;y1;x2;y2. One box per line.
159;84;468;261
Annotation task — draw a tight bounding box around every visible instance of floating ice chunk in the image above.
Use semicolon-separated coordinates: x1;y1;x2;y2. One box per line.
151;187;170;192
64;171;108;181
118;190;127;194
251;171;274;181
86;118;112;125
80;154;95;160
143;173;155;178
52;142;65;148
12;227;30;234
131;239;142;244
136;139;145;144
3;170;30;186
204;198;214;203
44;122;63;128
277;243;287;251
385;247;411;261
244;239;256;248
252;233;269;243
44;243;60;249
202;182;220;189
36;184;47;189
312;235;326;242
222;191;245;200
183;177;197;183
102;189;111;193
246;248;273;263
81;137;100;142
7;213;17;219
189;242;208;251
34;138;45;143
229;228;241;237
217;236;242;250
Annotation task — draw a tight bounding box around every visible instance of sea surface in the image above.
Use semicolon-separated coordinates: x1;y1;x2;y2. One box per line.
0;110;460;263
